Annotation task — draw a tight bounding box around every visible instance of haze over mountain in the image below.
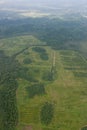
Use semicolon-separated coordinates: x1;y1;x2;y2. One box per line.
0;0;87;19
0;0;87;8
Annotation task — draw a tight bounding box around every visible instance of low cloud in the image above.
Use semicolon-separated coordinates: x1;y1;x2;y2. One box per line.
0;0;5;4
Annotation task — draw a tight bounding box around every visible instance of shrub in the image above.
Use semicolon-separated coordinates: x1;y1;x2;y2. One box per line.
26;83;45;98
23;58;32;64
32;47;46;53
40;102;54;125
40;53;49;60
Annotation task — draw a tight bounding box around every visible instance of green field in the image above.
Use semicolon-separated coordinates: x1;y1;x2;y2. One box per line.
0;35;87;130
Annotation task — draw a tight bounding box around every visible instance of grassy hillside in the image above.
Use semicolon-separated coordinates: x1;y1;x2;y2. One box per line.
0;35;87;130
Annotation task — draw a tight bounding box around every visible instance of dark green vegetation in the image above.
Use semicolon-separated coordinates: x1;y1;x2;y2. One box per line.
23;58;32;64
26;83;45;98
40;102;54;125
0;51;19;130
42;67;57;81
32;47;46;53
40;53;49;60
81;126;87;130
0;17;87;52
32;47;49;60
18;67;38;82
42;70;53;81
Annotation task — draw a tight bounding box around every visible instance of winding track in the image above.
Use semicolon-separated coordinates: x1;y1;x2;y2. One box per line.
53;51;56;67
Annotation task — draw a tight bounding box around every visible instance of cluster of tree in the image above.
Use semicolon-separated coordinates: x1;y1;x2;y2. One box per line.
42;70;54;81
81;126;87;130
26;83;45;98
0;51;19;130
42;67;57;81
23;58;32;64
32;47;49;60
40;53;49;60
0;50;44;129
0;17;87;51
40;102;54;125
32;47;46;53
18;67;38;82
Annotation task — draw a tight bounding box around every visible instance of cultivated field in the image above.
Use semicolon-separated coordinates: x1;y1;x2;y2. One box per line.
0;35;87;130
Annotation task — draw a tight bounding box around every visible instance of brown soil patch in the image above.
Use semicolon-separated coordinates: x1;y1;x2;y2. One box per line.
23;125;33;130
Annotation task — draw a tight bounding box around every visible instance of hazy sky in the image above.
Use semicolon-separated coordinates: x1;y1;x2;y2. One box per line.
0;0;86;18
0;0;87;5
0;0;87;9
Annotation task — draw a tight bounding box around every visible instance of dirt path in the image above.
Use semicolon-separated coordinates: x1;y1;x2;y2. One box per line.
53;51;56;67
23;125;33;130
